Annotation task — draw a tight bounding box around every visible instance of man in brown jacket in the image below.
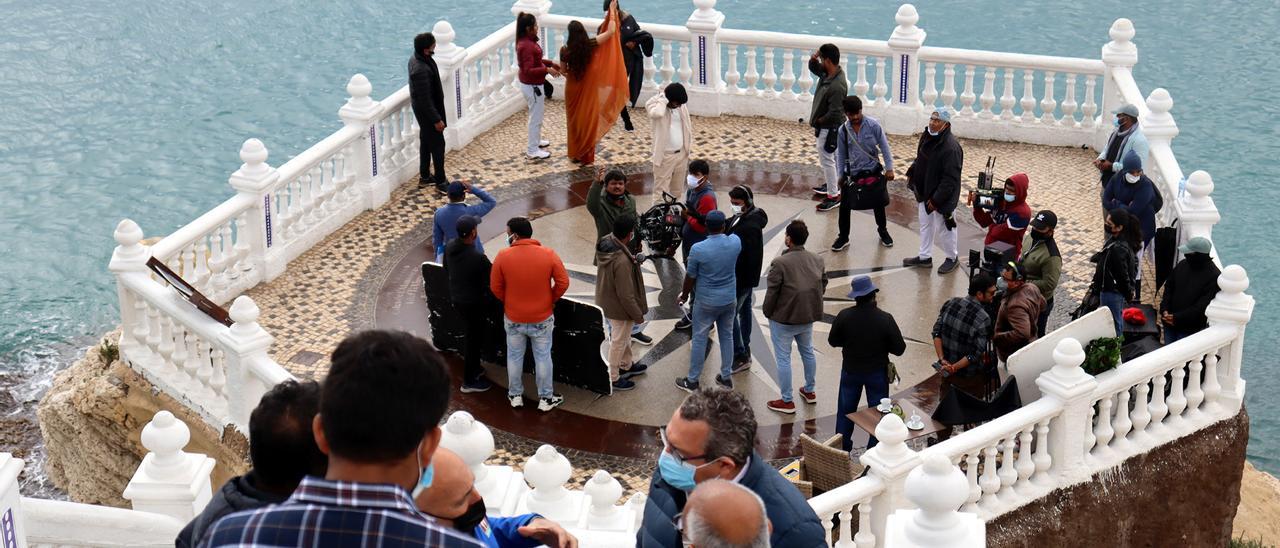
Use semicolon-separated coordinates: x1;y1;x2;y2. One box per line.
993;262;1045;362
761;221;828;413
595;215;650;391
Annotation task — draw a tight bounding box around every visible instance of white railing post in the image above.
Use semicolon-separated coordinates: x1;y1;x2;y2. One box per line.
685;0;725;116
433;21;469;148
216;296;276;429
439;411;525;516
1099;18;1136;145
109;219;151;352
338;74;388;211
227;139;283;282
1179;171;1221;247
885;4;927;133
1204;266;1253;413
1142;88;1180;226
122;411;217;522
884;454;985;547
859;414;922;544
0;454;28;548
511;0;552;18
1034;338;1097;484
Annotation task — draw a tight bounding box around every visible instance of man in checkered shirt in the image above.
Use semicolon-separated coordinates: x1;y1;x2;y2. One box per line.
201;330;482;548
931;272;998;400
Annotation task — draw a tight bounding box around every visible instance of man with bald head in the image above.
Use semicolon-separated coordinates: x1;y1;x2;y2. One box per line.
416;448;578;548
682;479;771;547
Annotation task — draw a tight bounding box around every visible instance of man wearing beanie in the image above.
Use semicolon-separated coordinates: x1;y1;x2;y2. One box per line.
677;210;741;393
433;181;497;258
1160;237;1221;344
903;106;964;275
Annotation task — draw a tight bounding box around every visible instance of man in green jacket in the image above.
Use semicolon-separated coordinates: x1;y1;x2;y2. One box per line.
1019;210;1062;336
587;167;653;345
809;43;849;212
595;215;650;391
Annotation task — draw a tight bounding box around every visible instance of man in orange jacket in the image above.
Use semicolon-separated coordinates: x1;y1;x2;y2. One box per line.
491;217;571;412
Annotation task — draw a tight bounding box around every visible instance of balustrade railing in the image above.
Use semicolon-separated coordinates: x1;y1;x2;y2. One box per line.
807;476;885;547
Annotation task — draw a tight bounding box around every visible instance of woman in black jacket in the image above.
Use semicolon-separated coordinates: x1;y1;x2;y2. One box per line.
1092;208;1140;335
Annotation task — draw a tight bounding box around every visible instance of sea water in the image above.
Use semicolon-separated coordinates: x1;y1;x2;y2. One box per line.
2;0;1276;476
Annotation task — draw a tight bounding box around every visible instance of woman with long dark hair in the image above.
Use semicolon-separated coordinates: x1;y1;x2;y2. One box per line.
1091;208;1141;335
560;0;628;165
516;12;561;160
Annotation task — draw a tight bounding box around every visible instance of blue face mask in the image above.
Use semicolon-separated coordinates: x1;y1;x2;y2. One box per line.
1114;117;1122;128
1004;193;1016;202
658;451;698;492
410;454;435;499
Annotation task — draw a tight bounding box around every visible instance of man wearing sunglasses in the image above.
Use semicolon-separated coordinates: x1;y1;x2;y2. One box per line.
637;388;823;547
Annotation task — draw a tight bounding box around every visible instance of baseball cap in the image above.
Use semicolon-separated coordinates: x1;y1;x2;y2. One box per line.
705;210;727;230
446;182;466;198
455;215;480;236
1030;210;1057;230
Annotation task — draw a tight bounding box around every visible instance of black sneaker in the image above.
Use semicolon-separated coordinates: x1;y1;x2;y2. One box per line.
816;198;840;212
715;374;733;389
674;316;693;330
621;364;649;378
460;376;493;394
623;118;635;132
731;357;751;375
938;258;959;274
538;394;565;412
831;237;850;252
878;229;894;248
631;332;654;345
676;377;700;393
612;378;637;391
903;256;933;268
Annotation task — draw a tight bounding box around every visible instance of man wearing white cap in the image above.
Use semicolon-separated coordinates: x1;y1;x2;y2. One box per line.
903;107;964;275
1093;103;1149;187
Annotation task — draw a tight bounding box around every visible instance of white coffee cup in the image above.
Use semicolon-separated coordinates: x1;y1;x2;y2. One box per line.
879;398;892;409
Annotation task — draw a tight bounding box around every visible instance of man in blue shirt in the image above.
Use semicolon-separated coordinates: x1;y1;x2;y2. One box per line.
417;448;577;548
203;330;482;547
831;96;896;251
434;181;497;258
677;210;741;392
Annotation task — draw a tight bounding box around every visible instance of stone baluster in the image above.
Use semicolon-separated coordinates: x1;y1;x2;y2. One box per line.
920;62;937;107
799;52;818;100
761;48;777;97
338;74;387;213
1100;18;1137;142
145;303;162;350
1199;350;1222;415
854;501;874;548
1111;388;1133;450
939;64;957;110
206;223;229;298
977;443;1000;511
854;55;871;100
228;138;283;283
1092;395;1115;458
961;453;980;513
122;411;217;521
180;246;197;285
999;68;1016;120
209;347;227;400
1018;69;1036;122
779;49;796;100
464;63;482;117
1166;361;1189;423
1014;426;1036;495
1129;379;1153;442
626;493;647;531
110;219;151;352
1184;353;1207;420
996;435;1019;502
685;0;725;115
178;331;198;385
859;414;921;543
523;445;580;523
216;296;277;429
724;44;741;92
1040;72;1058;124
1035;338;1098;484
884;454;985;547
1081;74;1098;128
384;111;403;173
872;56;889;107
1150;373;1170;433
959;65;976;116
1204;265;1253;413
659;41;675;86
743;46;759;94
0;454;28;545
1031;418;1053;487
191;237;211;290
887;3;926;122
194;337;215;401
1083;404;1096;454
677;43;693;86
978;66;996;119
1061;73;1078;126
132;298;151;345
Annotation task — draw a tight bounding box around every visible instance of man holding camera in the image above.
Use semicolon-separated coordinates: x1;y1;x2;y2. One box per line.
970;173;1031;257
831;96;895;252
904;107;963;274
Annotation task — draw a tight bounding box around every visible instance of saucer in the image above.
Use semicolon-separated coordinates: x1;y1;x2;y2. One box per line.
906;421;925;431
876;405;892;413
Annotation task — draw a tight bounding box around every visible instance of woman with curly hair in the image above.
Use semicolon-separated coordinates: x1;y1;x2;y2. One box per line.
560;0;628;165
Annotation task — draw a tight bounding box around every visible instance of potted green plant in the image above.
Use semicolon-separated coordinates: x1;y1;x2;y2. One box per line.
1081;336;1124;375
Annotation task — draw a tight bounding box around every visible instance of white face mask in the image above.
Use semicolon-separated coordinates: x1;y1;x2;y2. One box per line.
1125;173;1141;184
730;204;743;215
686;174;702;189
927;127;940;136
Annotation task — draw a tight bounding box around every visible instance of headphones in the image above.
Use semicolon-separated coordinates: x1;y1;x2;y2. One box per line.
731;185;754;207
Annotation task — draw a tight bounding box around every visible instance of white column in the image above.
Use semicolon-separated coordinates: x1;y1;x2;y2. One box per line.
511;0;552;18
0;454;28;548
1099;18;1137;145
884;454;985;547
859;414;922;543
338;74;388;211
684;0;725;116
1204;266;1254;413
1179;170;1220;247
216;297;277;430
1034;338;1098;485
885;3;927;134
433;21;469;148
227;139;283;282
439;411;524;516
109;219;152;354
122;411;217;521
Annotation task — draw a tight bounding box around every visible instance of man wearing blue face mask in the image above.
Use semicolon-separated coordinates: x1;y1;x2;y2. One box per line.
1093;103;1149;189
638;388;824;547
204;330;481;547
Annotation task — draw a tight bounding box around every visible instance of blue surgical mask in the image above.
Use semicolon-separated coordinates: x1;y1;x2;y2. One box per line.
1114;117;1122;128
410;450;435;499
658;451;698;492
1003;193;1016;202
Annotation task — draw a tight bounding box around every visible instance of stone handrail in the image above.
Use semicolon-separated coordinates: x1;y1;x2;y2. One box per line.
806;475;886;547
147;192;261;306
24;498;184;548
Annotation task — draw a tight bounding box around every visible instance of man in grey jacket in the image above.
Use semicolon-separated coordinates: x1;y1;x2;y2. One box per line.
762;220;828;414
809;43;849;213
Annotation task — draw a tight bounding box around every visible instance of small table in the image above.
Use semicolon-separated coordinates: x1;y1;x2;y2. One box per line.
846;373;948;445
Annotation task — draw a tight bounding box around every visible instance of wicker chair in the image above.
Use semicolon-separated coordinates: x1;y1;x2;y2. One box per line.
796;434;863;496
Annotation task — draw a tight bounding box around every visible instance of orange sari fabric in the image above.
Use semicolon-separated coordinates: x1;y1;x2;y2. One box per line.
562;13;629;164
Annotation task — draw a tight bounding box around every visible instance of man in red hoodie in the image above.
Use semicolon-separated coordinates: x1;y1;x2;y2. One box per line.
970;173;1032;257
491;217;571;412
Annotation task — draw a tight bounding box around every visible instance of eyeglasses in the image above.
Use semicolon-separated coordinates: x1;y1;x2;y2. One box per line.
659;427;708;466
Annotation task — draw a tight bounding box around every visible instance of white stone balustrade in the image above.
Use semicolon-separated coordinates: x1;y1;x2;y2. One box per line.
439;411;525;517
122;411;217;522
884;454;985;547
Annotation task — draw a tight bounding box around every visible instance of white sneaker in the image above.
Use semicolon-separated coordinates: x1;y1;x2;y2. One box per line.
538;140;550;147
509;395;523;408
527;150;551;160
538;394;565;412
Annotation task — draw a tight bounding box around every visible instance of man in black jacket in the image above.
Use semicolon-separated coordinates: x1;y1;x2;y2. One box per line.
903;107;964;274
176;381;327;547
444;216;497;393
1160;237;1221;344
410;32;448;192
727;185;767;371
829;276;905;450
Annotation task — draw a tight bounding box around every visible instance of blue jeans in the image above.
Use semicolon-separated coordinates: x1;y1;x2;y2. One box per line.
733;288;753;359
688;301;737;382
770;321;817;403
837;369;889;451
1100;291;1126;337
1164;326;1189;345
504;316;555;399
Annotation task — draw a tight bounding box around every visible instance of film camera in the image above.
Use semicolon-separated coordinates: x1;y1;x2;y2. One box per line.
968;241;1017;280
637;191;686;258
972;156;1002;211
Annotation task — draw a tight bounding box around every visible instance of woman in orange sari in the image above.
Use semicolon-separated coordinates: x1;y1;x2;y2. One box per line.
560;0;629;165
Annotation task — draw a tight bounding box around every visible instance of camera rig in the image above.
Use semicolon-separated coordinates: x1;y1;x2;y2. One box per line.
974;156;1001;210
637;191;686;258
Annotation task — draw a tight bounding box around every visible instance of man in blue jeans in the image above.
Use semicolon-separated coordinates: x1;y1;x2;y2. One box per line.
828;276;905;450
761;220;826;414
677;210;741;392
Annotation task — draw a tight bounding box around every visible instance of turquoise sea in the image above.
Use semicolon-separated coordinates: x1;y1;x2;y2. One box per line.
2;0;1276;475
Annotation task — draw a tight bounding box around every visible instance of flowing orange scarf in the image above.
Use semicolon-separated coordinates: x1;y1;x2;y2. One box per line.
562;12;629;164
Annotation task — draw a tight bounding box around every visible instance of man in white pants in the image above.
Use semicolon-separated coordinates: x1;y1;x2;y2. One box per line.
646;83;692;206
809;43;848;213
904;107;964;275
516;14;559;159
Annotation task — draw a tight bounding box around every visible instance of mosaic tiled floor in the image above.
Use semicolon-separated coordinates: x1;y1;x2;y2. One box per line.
243;101;1139;497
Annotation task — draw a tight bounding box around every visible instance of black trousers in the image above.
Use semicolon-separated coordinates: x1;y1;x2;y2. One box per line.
458;304;487;384
620;107;632;127
419;125;446;185
1037;298;1054;338
837;193;887;240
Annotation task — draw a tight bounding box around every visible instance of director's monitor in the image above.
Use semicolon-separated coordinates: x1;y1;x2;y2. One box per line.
146;257;233;327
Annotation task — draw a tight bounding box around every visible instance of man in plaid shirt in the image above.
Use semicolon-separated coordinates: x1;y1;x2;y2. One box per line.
202;330;482;548
931;272;998;399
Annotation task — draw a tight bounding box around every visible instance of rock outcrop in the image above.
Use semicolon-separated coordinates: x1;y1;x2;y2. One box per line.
36;332;249;507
